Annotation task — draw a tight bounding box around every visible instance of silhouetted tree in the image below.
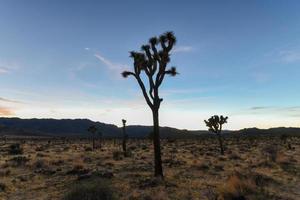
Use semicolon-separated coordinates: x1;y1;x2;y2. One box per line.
0;125;6;145
122;119;128;155
122;31;178;178
87;125;97;150
97;130;103;149
204;115;228;155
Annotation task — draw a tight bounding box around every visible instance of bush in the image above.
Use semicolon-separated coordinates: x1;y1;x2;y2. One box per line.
8;143;23;155
63;178;116;200
0;182;6;192
10;156;29;167
263;145;278;162
85;146;93;152
34;159;47;169
112;151;123;160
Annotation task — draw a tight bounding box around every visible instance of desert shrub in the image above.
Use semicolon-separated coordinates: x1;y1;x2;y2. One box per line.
8;143;23;155
63;178;116;200
0;169;10;177
10;156;29;167
263;145;278;162
218;174;255;200
85;146;93;152
51;159;64;166
112;151;123;160
34;159;47;169
0;182;6;192
228;152;241;160
35;146;45;152
67;164;89;175
124;150;133;157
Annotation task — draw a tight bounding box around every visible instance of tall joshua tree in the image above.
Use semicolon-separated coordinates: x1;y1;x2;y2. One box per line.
122;119;128;155
122;31;178;178
204;115;228;155
87;125;97;150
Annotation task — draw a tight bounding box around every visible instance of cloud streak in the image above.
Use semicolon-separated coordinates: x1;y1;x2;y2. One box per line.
94;53;129;72
279;50;300;63
247;106;300;117
172;46;193;53
0;97;23;104
0;60;20;74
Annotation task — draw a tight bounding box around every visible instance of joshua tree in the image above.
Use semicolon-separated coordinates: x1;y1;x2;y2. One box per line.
87;125;97;150
204;115;228;155
122;119;128;155
122;31;178;178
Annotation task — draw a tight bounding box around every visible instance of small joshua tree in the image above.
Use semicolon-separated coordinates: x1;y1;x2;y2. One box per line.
122;31;178;178
87;125;97;150
204;115;228;155
122;119;128;155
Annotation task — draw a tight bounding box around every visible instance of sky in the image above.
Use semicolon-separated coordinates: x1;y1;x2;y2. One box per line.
0;0;300;130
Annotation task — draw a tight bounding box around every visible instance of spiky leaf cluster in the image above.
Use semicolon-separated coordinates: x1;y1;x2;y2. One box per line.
204;115;228;134
122;31;178;109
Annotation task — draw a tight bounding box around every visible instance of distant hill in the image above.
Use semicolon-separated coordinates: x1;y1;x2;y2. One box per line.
0;117;299;138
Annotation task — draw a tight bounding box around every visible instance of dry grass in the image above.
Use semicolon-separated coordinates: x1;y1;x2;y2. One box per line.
0;136;299;200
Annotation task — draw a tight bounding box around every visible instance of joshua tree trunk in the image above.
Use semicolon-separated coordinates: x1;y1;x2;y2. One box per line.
217;133;224;155
152;108;163;178
92;135;95;150
122;124;127;155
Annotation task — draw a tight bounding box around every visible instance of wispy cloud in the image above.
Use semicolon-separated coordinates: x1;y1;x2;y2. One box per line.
251;72;270;83
0;67;10;74
279;50;300;63
172;46;193;53
0;60;19;74
161;88;206;96
247;106;300;117
0;97;23;104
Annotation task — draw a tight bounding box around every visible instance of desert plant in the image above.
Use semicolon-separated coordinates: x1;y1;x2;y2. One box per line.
122;31;178;178
8;143;23;155
97;130;103;149
204;115;228;155
112;150;123;161
121;119;128;155
0;182;6;192
63;177;116;200
87;125;97;150
263;145;278;162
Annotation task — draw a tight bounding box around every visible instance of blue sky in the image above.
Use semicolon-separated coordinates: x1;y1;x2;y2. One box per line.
0;1;300;130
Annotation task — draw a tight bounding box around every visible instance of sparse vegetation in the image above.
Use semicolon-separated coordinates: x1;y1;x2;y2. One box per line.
63;177;116;200
0;135;298;199
8;143;23;155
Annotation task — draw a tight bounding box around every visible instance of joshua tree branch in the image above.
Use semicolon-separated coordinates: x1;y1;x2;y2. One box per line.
135;74;154;109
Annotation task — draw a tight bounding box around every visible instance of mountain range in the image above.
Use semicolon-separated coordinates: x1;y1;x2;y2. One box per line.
0;117;299;138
